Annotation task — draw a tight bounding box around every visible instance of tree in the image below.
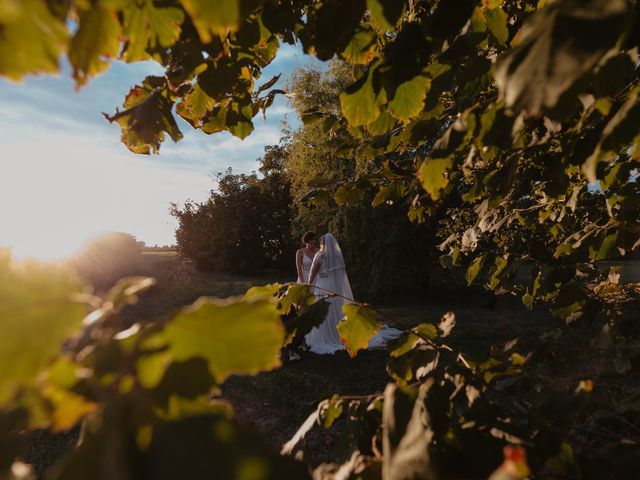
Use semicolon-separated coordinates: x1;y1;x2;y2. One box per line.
286;63;434;299
172;143;295;272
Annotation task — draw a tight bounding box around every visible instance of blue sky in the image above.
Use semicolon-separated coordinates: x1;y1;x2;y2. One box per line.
0;43;319;258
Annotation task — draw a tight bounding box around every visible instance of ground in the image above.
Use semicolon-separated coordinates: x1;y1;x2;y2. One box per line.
26;251;637;476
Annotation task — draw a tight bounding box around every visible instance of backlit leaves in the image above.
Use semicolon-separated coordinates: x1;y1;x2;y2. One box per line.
583;88;640;182
0;255;85;403
484;7;509;45
105;78;183;154
0;0;68;81
417;158;452;200
367;0;405;31
343;28;378;65
388;74;431;121
338;304;382;357
159;296;284;383
495;0;629;116
182;0;241;43
69;3;122;87
122;0;185;62
340;69;381;127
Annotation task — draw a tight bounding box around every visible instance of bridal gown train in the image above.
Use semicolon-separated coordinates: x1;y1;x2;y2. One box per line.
304;234;402;355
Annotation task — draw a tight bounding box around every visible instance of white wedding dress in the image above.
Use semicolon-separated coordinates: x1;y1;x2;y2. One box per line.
304;233;402;355
296;250;313;284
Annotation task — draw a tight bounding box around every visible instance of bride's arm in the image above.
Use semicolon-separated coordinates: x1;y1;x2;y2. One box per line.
309;253;322;285
295;249;304;281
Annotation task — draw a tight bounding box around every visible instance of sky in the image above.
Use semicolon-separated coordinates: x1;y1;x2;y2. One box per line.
0;43;319;259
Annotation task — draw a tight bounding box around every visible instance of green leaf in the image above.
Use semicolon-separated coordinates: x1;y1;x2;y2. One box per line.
340;70;381;127
43;386;97;432
466;254;486;285
342;28;378;65
182;0;241;43
0;255;86;403
592;232;618;261
487;255;509;290
495;0;628;116
160;297;285;383
583;89;640;182
338;304;382;357
243;283;282;302
382;383;435;479
334;183;365;206
388;75;431;121
123;0;184;61
417;158;452;200
388;324;436;358
69;4;122;87
176;84;216;127
388;333;421;358
105;79;183;154
367;111;397;135
367;0;405;31
372;182;406;207
484;7;509;45
318;395;343;428
0;0;68;81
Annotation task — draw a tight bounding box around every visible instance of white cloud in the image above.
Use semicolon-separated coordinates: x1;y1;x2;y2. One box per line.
0;47;317;259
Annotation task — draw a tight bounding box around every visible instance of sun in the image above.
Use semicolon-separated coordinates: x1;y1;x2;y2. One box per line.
6;230;89;262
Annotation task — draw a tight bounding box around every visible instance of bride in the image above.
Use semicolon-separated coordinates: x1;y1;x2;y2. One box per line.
304;233;402;355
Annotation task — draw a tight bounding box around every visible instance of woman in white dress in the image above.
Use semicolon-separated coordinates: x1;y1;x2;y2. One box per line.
295;231;319;284
305;233;402;355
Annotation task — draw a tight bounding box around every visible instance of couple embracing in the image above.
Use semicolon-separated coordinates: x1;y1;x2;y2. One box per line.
295;232;400;355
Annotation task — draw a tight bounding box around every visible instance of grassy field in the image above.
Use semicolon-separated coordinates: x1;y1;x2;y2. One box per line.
29;252;633;474
83;253;569;461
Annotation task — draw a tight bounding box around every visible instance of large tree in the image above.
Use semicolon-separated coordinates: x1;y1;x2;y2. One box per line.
172;143;295;272
286;63;434;299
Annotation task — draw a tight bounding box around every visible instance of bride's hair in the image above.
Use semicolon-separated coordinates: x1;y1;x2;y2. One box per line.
301;231;316;246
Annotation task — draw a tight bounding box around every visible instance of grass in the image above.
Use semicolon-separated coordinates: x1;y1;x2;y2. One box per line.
97;254;565;463
29;252;638;475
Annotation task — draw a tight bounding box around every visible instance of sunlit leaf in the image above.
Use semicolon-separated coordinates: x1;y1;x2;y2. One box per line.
0;0;68;81
367;0;405;31
0;255;85;403
484;7;509;45
466;254;486;285
372;182;406;207
340;69;381;127
338;304;382;357
417;157;452;200
342;28;378;65
160;297;284;383
182;0;241;43
176;83;216;127
388;74;431;121
105;80;183;154
123;1;184;61
367;111;397;135
69;4;121;87
334;183;365;206
43;386;97;432
318;395;343;428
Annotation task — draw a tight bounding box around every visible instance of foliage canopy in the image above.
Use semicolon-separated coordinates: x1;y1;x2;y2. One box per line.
2;0;640;478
